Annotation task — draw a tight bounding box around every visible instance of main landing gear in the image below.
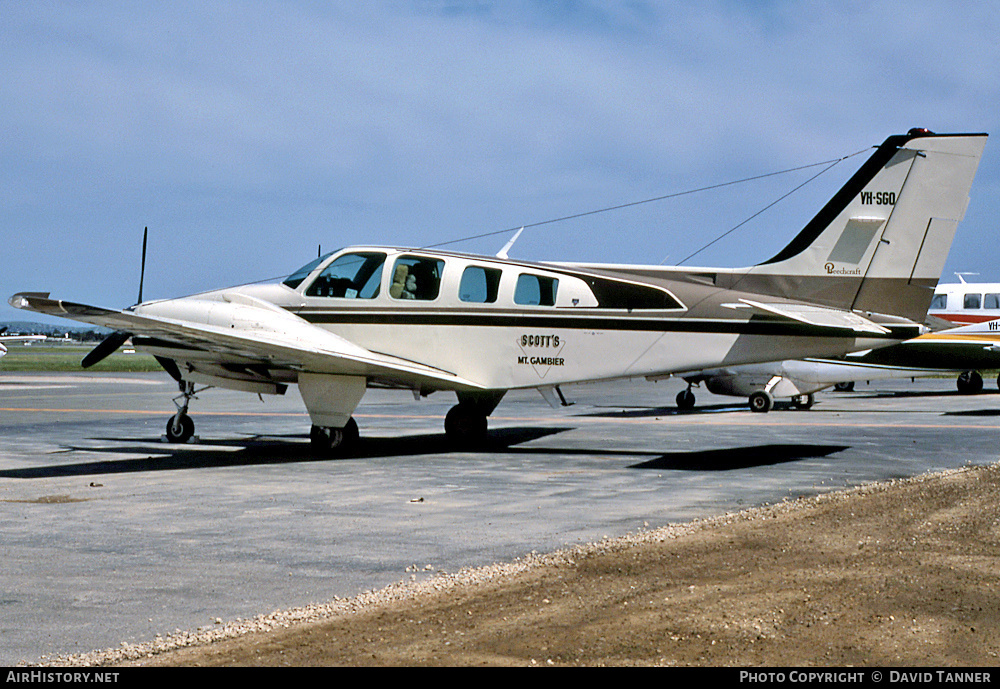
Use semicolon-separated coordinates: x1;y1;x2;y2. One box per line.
444;391;505;448
675;386;696;410
310;417;360;455
160;380;504;454
444;403;488;446
957;370;984;394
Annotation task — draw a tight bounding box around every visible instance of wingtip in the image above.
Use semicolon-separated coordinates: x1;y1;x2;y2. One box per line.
8;292;50;310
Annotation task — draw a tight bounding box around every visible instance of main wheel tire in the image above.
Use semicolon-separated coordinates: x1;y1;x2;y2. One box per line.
748;390;774;414
675;388;696;410
957;370;983;394
165;413;195;443
445;404;488;447
310;417;359;456
833;381;855;392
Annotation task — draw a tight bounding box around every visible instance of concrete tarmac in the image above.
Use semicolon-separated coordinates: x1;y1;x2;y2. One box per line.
1;371;998;665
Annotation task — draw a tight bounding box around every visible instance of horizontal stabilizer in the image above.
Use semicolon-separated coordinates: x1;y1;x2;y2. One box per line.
738;298;890;334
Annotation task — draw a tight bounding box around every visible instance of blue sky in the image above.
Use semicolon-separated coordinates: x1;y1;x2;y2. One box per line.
3;1;999;325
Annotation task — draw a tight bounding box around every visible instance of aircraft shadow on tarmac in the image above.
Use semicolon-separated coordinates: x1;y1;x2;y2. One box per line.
628;443;850;471
0;424;849;478
0;427;570;479
943;408;1000;417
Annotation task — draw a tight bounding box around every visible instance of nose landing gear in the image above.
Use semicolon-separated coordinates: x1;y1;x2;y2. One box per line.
164;381;205;444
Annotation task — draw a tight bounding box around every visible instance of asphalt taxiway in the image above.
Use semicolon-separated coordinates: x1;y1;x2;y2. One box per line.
1;371;998;665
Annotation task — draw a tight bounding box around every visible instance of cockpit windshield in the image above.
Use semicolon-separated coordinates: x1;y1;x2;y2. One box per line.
304;252;386;299
283;252;336;289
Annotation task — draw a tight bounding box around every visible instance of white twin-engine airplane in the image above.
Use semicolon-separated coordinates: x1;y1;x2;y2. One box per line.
9;129;987;453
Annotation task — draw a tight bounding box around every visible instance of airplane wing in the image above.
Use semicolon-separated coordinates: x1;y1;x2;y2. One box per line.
8;292;485;391
737;298;891;334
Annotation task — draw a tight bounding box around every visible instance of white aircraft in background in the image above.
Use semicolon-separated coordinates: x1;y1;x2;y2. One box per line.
9;129;987;453
675;274;1000;411
671;318;1000;412
0;327;45;359
928;276;1000;325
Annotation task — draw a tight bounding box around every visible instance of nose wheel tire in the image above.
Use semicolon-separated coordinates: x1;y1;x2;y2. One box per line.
165;413;195;444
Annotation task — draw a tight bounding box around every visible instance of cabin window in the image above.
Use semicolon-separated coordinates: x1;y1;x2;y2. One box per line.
305;252;385;299
964;293;982;309
514;273;558;306
986;294;1000;309
389;256;445;301
929;293;948;310
459;266;502;303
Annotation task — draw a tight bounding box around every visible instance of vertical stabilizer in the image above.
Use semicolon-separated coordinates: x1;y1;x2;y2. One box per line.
748;129;987;321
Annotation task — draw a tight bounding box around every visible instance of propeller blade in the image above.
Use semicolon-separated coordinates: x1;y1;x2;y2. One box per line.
81;330;131;369
137;226;148;304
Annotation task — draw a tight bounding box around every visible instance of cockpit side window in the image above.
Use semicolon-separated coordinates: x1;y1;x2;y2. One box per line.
389;256;445;301
514;273;558;306
305;252;386;298
929;293;948;310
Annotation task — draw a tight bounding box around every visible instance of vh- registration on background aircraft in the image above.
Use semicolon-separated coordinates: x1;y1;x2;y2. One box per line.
10;129;987;453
